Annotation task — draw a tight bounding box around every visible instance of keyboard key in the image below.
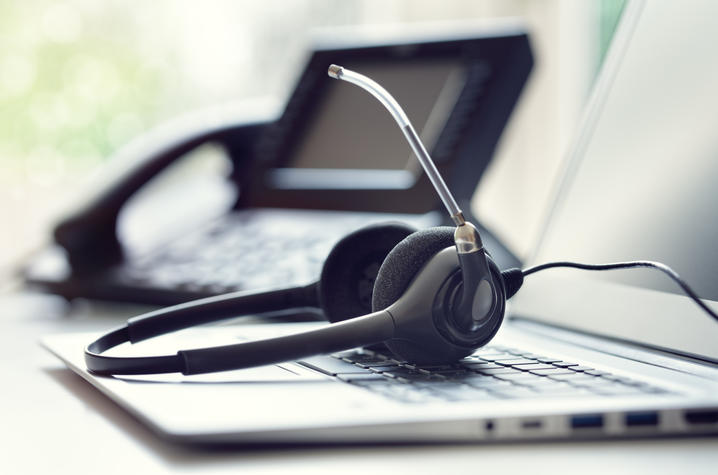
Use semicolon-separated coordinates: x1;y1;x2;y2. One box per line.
535;358;563;364
508;363;558;371
367;364;402;372
331;350;367;359
529;368;577;376
343;354;393;365
492;358;539;366
382;368;443;382
475;367;523;375
414;364;460;373
552;362;580;368
513;353;546;360
478;354;526;362
461;362;506;370
548;374;600;383
480;346;512;353
569;365;595;372
428;369;473;379
473;350;514;357
298;356;370;376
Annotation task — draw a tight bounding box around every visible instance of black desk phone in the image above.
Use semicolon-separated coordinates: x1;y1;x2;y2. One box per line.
24;24;533;305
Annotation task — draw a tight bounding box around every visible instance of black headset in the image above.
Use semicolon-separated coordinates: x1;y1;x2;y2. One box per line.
86;221;526;375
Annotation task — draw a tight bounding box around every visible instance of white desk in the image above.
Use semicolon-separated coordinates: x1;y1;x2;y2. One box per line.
1;289;716;475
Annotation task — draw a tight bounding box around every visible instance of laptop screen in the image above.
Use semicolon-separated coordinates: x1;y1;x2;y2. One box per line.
513;0;718;361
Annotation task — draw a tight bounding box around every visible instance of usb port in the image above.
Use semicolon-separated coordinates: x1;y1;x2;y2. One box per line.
684;409;718;425
625;411;659;427
521;419;542;429
571;414;604;429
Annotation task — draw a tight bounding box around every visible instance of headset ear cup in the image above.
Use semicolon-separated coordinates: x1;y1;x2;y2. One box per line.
371;226;455;360
318;222;416;323
372;227;455;312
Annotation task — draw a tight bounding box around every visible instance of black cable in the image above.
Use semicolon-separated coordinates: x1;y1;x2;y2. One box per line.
520;260;718;323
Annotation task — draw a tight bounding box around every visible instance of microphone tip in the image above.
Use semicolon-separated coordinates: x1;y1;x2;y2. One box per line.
328;64;343;79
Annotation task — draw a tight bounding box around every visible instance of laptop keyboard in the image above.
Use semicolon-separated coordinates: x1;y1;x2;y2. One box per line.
298;345;670;404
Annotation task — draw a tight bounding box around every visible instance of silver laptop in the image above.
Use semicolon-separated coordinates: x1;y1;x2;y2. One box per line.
43;0;718;444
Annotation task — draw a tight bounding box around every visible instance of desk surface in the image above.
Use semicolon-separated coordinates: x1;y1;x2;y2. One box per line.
2;288;716;475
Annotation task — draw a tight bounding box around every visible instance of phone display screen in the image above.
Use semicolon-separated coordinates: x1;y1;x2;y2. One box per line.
287;59;465;173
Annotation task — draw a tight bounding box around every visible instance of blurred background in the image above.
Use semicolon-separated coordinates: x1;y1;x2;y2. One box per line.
0;0;625;281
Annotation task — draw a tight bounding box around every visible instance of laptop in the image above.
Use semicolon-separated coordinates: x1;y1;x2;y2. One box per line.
43;0;718;444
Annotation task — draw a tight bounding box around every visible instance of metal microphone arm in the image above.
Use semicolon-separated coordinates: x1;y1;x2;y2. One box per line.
328;64;465;227
328;64;495;331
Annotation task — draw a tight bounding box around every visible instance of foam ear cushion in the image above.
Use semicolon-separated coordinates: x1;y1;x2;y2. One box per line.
372;226;455;312
371;226;455;361
318;222;416;323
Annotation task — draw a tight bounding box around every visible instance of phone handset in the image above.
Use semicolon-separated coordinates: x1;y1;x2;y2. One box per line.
53;105;276;274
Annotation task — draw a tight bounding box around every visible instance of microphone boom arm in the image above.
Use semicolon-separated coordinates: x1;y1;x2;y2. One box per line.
328;64;465;227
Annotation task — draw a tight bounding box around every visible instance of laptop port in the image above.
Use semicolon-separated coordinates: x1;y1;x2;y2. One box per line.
521;419;542;429
625;411;659;427
570;414;604;429
684;409;718;425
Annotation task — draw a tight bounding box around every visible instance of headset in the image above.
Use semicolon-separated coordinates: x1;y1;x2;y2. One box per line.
86;65;718;376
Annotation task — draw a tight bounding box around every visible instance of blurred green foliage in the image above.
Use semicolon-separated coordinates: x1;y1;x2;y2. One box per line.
0;2;163;170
